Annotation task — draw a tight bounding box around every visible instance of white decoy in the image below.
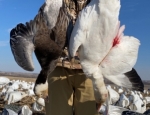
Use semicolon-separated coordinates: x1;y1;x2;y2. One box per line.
29;82;35;90
4;89;15;101
36;97;45;107
144;96;150;104
107;85;120;105
69;0;143;104
118;93;129;108
1;87;7;96
103;105;129;115
99;90;129;115
19;81;30;90
21;105;32;115
3;87;14;100
32;101;44;112
0;77;10;85
5;91;28;105
118;87;124;94
129;91;144;113
128;91;135;103
11;82;19;90
26;88;35;96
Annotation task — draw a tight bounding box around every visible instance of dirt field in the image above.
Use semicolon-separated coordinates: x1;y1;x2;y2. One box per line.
5;76;36;82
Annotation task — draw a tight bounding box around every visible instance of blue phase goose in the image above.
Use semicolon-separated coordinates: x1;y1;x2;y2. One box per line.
69;0;144;109
10;0;91;97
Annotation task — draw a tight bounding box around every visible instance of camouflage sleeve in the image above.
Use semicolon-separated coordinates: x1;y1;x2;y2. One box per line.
56;0;91;69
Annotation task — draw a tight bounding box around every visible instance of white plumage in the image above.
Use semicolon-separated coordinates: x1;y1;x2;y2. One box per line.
69;0;142;104
43;0;63;29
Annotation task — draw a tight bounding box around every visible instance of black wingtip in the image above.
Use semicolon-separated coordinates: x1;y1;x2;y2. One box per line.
124;68;144;92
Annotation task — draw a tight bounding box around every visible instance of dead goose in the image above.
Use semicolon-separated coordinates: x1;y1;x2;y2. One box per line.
69;0;144;109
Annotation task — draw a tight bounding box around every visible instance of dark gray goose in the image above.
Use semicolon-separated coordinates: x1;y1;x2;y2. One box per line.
10;0;91;97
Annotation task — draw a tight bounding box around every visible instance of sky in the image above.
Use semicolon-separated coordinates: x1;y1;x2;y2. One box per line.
0;0;150;80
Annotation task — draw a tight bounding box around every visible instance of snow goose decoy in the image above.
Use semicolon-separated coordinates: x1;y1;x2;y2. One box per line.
5;91;28;105
118;87;124;94
69;0;143;107
0;77;10;85
106;85;120;105
118;93;129;108
32;101;44;112
129;91;144;113
10;1;90;97
36;97;45;107
99;104;130;115
20;105;32;115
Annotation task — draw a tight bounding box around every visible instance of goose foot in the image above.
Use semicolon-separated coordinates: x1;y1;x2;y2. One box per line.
34;81;48;99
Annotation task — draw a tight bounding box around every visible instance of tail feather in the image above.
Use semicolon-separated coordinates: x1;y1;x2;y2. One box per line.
104;68;144;92
124;68;144;92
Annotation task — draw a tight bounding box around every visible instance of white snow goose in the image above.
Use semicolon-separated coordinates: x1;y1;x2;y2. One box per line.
69;0;143;109
9;0;90;97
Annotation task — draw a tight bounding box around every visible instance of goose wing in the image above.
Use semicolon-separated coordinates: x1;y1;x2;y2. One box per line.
10;5;45;71
103;68;144;92
10;22;35;71
99;25;142;91
101;34;140;76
